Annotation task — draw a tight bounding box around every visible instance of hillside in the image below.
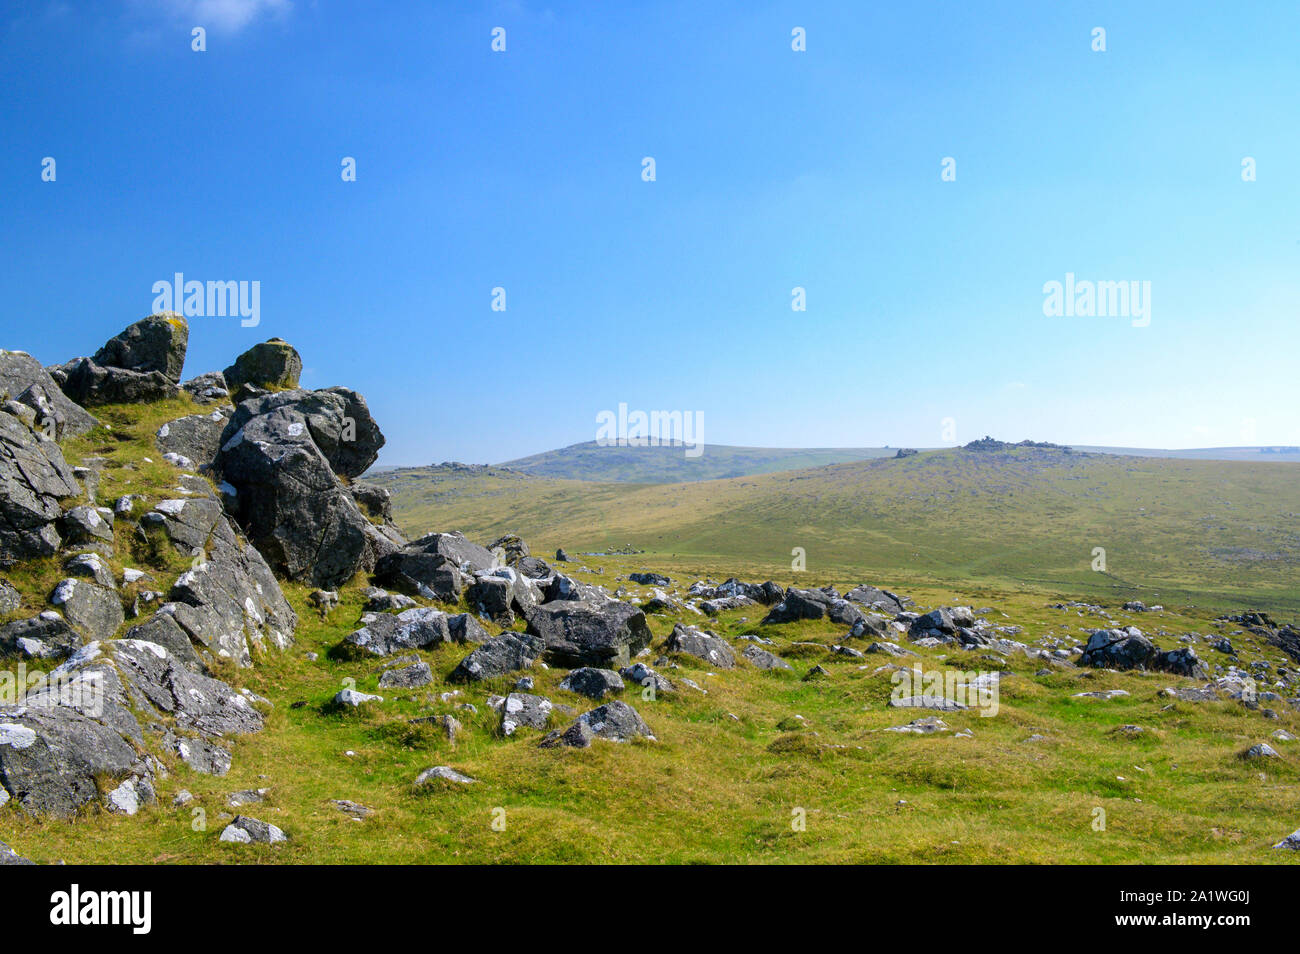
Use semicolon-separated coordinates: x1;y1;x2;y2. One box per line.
376;447;1300;613
496;441;900;482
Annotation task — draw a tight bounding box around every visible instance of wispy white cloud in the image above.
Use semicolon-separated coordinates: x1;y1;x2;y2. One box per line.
150;0;291;34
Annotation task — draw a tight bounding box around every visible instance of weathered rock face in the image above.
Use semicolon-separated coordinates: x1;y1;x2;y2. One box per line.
93;638;266;736
50;577;124;643
525;599;653;669
0;638;264;817
181;371;229;404
222;338;302;391
374;531;498;600
351;482;393;522
92;313;188;382
497;692;553;735
0;614;81;659
0;704;139;817
487;533;530;566
664;623;736;668
713;578;784;605
558;667;625;700
539;700;655;748
0;408;81;566
155;408;230;470
377;661;433;689
58;358;179;406
217;391;376;589
139;493;297;667
0;351;99;439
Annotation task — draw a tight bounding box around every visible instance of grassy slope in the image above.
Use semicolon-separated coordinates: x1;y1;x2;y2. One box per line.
3;404;1300;864
376;447;1300;614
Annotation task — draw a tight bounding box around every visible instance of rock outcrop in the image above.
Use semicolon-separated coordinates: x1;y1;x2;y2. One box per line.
0;351;99;439
0;406;81;566
216;389;385;588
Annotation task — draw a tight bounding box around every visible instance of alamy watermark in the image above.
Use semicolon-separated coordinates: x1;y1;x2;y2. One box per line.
151;273;260;327
0;662;105;717
596;403;704;458
890;665;1000;717
1042;273;1150;327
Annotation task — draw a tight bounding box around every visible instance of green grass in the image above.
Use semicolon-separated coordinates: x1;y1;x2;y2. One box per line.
5;574;1299;863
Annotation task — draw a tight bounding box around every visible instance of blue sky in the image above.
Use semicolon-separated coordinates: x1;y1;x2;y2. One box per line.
2;0;1298;465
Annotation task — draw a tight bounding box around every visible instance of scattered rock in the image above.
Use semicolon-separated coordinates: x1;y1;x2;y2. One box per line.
558;667;625;700
219;815;287;844
540;701;655;748
664;623;736;668
414;765;475;787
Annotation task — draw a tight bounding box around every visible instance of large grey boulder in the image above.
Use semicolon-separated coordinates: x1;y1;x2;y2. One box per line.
742;644;792;670
374;531;500;600
762;588;833;624
92;313;188;382
498;692;554;735
1;351;99;439
59;505;115;549
342;607;485;656
449;632;544;682
0;407;81;566
713;578;784;605
217;390;377;588
525;599;653;669
58;358;179;406
540;701;655;748
558;667;625;700
378;661;433;689
222;338;302;392
664;623;736;668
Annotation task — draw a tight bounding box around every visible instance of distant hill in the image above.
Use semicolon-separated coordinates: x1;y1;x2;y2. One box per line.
496;441;900;482
371;442;1300;483
374;445;1300;612
1075;445;1300;463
